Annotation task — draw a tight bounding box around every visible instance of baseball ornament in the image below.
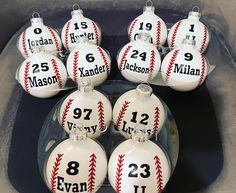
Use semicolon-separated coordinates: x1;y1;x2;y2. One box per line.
161;36;208;92
17;12;62;58
66;37;111;86
117;33;161;83
128;0;168;48
45;127;107;193
108;129;171;193
113;84;165;139
167;7;210;53
59;79;112;139
61;4;101;52
16;48;67;98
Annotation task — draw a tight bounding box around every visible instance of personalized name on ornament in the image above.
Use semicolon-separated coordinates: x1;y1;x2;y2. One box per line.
56;176;87;193
123;60;150;74
121;119;152;136
28;75;58;88
27;37;53;49
133;33;155;44
70;32;95;43
66;121;98;135
174;63;200;76
78;64;105;77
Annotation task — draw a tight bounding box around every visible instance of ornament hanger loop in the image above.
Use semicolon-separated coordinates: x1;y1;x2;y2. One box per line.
131;124;149;142
100;122;109;133
182;34;196;47
31;46;45;54
136;83;153;96
72;3;81;10
146;0;154;7
192;6;200;13
69;123;87;141
32;12;41;18
136;33;152;43
80;77;92;87
75;34;89;44
78;77;94;92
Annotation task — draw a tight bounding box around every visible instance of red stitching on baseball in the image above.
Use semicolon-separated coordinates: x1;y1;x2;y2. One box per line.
65;21;71;51
97;101;105;131
165;50;179;83
92;21;99;45
198;54;206;86
47;27;60;51
115;101;130;128
24;61;30;92
115;154;125;193
128;19;137;39
51;58;63;88
152;106;160;136
50;153;63;193
73;51;79;82
154;155;163;193
61;99;74;128
156;20;161;47
22;31;29;57
170;21;182;49
97;47;110;75
148;50;155;80
119;45;132;71
200;25;207;53
88;153;97;193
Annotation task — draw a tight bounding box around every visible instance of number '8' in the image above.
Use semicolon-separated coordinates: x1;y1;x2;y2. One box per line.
66;161;79;175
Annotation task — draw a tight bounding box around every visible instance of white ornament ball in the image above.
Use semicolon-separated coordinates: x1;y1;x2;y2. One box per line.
17;51;67;98
117;34;161;83
161;38;208;91
61;8;101;52
113;84;165;139
66;39;111;86
128;5;167;47
59;86;112;139
108;139;171;193
17;15;62;58
45;136;107;193
167;10;210;53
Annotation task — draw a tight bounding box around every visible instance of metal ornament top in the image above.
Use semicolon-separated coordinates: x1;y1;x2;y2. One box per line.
69;124;87;141
135;83;153;97
30;12;44;26
188;6;201;19
143;0;155;13
71;3;83;16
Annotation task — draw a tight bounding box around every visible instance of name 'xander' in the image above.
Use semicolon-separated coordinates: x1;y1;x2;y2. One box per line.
78;65;105;77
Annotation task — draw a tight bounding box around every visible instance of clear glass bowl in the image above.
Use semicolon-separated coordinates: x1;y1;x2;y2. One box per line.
37;80;179;190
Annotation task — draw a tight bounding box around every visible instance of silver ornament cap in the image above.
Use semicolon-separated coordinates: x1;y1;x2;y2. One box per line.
30;12;43;26
136;83;153;97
